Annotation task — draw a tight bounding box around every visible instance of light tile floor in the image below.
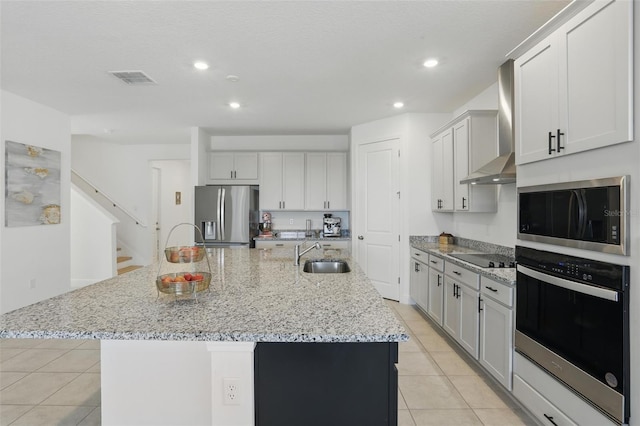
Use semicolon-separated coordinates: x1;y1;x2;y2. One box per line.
386;300;537;426
0;339;100;426
0;302;535;425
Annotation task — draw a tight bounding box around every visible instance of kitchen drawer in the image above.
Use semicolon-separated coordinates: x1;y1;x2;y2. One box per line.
410;248;429;262
255;241;298;249
480;277;513;308
513;375;576;426
444;261;479;290
427;254;444;272
319;241;349;250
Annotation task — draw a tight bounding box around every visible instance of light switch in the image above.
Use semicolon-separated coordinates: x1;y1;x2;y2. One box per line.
175;192;181;205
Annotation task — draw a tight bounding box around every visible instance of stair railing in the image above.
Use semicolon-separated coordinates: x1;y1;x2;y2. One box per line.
71;168;147;228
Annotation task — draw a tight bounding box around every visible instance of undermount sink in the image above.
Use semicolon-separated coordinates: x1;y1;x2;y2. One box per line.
302;259;351;274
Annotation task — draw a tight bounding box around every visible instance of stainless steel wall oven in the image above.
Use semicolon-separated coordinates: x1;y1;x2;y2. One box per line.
515;246;630;424
518;176;629;255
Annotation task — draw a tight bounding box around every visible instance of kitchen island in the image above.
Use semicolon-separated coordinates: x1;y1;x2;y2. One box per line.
0;247;407;426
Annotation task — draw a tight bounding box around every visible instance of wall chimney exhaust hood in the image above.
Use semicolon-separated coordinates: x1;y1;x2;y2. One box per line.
460;60;516;185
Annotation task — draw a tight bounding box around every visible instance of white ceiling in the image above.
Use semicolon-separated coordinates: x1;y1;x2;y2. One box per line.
1;1;570;145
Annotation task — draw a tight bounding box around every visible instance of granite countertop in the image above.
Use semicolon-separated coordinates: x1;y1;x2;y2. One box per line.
409;238;516;285
0;248;407;344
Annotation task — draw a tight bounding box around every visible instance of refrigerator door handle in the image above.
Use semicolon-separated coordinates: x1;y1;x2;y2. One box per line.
216;188;222;241
220;188;226;241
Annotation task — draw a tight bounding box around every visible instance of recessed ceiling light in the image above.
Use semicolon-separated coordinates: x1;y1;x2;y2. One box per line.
226;75;240;83
229;102;241;109
193;61;209;70
423;58;439;68
393;102;404;109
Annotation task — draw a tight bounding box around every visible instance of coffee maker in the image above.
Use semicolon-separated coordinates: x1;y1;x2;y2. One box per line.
322;214;342;237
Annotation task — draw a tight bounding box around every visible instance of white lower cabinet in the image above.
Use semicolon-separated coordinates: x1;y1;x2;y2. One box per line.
426;256;444;326
443;261;480;359
410;250;517;391
514;353;616;426
513;375;576;426
479;276;514;390
410;249;429;310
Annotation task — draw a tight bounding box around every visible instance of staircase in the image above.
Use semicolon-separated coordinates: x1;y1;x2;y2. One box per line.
117;248;143;275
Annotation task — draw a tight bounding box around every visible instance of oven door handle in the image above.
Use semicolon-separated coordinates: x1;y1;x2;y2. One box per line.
517;265;619;302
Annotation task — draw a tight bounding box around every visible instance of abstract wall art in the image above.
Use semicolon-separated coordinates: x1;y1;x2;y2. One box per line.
5;140;61;227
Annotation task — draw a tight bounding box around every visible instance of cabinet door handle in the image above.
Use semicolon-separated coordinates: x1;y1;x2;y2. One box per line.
478;296;483;312
543;414;558;426
437;275;441;286
557;129;565;153
548;131;556;155
453;284;457;297
462;197;467;209
282;201;285;209
275;243;284;247
453;270;462;276
230;170;233;179
415;262;420;272
358;235;364;240
485;286;498;292
327;201;330;209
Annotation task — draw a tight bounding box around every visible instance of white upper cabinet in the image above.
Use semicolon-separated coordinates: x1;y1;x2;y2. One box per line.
453;114;498;212
432;111;498;213
515;0;633;165
208;152;258;183
305;152;348;210
260;152;305;210
431;129;454;211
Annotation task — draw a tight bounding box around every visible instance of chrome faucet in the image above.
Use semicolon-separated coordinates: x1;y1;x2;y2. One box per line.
294;242;321;266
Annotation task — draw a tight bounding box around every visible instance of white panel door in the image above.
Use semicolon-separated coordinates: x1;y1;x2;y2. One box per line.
356;139;399;300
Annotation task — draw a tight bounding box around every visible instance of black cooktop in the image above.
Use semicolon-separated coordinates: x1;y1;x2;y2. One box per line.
448;253;516;268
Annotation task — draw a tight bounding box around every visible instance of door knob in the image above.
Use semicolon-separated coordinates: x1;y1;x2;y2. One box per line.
358;236;364;240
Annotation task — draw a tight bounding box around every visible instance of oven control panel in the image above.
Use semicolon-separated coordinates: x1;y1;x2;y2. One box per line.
515;246;628;291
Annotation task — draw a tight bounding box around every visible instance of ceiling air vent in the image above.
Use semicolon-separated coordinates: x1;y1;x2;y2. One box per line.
108;70;157;85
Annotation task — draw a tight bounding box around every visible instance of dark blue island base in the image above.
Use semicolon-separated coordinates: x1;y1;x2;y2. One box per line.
254;342;399;426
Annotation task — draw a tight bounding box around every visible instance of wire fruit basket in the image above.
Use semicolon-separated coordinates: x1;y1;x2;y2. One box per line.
156;223;212;300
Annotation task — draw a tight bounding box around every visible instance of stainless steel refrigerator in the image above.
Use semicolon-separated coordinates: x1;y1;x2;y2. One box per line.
194;185;259;247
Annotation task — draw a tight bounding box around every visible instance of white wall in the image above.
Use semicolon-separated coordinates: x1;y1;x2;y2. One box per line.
191;127;210;186
70;184;118;287
152;160;193;253
0;91;71;314
452;83;498;117
71;137;191;264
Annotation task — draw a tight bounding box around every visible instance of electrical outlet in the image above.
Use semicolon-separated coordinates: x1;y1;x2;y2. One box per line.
223;378;241;405
289;219;294;225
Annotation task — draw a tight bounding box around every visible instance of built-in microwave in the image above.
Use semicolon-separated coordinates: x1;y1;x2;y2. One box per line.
518;176;630;255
